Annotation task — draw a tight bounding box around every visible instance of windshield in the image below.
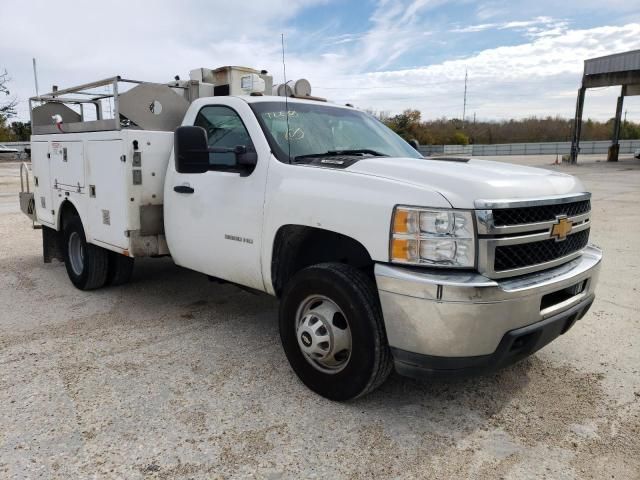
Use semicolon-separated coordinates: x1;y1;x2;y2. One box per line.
249;101;422;163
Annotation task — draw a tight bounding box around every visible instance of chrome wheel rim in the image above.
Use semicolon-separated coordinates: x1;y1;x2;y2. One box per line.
68;231;85;276
295;295;352;374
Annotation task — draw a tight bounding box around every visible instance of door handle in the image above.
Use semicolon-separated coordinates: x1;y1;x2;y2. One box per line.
174;185;194;194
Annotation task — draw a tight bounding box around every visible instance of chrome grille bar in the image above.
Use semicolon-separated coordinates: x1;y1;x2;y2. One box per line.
477;211;591;236
474;192;591;210
475;193;592;279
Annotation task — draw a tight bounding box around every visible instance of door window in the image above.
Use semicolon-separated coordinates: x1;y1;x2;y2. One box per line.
194;106;255;167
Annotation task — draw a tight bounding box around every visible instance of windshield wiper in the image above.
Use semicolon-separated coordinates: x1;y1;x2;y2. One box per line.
294;149;388;161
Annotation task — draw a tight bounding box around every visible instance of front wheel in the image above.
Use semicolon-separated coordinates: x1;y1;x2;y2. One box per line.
279;263;392;401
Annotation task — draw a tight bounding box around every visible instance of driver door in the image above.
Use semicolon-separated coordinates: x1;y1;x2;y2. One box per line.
165;103;268;291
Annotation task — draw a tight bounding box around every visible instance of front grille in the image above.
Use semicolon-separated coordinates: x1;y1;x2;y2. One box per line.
493;200;591;226
494;229;590;272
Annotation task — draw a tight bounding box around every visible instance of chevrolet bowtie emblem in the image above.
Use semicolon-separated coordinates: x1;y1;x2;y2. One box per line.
551;216;573;241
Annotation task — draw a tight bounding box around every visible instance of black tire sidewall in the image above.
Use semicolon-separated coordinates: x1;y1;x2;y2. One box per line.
63;216;91;289
279;264;384;401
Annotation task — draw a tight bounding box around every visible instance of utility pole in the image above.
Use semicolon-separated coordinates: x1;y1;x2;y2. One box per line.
32;58;39;98
462;69;468;128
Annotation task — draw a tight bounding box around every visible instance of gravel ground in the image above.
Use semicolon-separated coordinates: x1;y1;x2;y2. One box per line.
0;156;639;479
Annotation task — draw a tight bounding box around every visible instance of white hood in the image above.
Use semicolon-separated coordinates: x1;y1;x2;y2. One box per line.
346;157;584;209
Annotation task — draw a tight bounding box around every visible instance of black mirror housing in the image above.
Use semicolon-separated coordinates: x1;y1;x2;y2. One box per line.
175;126;209;173
237;150;258;168
175;127;257;173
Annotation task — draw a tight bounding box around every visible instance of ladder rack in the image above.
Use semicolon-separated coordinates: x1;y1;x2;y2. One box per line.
29;76;191;134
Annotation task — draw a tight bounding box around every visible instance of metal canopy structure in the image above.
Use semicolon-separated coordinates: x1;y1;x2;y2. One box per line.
570;49;640;163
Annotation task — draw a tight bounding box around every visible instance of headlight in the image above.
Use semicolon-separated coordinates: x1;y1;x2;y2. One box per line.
390;207;475;268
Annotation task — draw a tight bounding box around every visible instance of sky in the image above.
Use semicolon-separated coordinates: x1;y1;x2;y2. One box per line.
2;0;640;123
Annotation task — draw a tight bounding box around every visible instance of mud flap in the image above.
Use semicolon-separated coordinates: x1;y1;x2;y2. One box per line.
43;226;64;263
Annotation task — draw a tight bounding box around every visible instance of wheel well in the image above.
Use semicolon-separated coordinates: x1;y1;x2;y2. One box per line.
58;200;79;230
271;225;374;297
43;200;80;264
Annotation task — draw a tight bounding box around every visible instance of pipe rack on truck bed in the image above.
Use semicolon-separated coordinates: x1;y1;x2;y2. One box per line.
28;66;280;135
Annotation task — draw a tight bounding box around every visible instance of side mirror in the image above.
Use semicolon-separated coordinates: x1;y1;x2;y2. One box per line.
174;126;209;174
409;139;420;151
236;147;258;169
175;126;258;173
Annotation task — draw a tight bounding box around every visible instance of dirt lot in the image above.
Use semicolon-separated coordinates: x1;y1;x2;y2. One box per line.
1;156;639;479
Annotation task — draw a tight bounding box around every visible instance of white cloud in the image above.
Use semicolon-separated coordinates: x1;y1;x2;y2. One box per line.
326;33;362;45
316;23;640;120
452;23;497;33
354;0;443;69
500;16;555;29
451;16;567;36
0;0;329;119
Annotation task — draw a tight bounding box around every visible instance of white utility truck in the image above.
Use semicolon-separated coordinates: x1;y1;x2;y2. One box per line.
19;66;602;400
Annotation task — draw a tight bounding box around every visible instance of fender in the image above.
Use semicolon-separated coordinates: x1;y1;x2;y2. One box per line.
261;158;452;294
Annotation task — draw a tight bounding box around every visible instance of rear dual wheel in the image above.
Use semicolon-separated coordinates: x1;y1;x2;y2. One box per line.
63;215;134;290
279;263;392;401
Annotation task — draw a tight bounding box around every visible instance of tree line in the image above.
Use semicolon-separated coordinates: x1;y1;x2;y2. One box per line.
0;68;31;141
0;119;30;142
376;109;640;145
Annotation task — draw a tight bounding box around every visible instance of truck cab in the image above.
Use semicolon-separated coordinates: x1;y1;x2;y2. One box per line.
19;67;602;400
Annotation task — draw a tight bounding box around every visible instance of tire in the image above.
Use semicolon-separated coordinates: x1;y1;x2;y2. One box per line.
107;252;135;286
62;215;109;290
279;263;393;401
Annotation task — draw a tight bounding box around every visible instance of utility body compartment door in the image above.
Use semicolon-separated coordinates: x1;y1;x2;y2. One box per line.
86;140;129;249
30;141;55;225
50;141;85;191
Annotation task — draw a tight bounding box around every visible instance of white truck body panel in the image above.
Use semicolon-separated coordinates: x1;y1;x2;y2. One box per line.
85;139;127;249
260;159;452;294
347;157;584;209
30;130;173;256
51;141;84;190
164;97;273;291
31;141;55;225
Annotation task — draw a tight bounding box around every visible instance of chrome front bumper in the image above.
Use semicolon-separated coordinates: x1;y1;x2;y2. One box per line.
375;245;602;363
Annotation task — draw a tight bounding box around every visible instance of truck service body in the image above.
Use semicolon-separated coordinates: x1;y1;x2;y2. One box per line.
19;67;602;400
